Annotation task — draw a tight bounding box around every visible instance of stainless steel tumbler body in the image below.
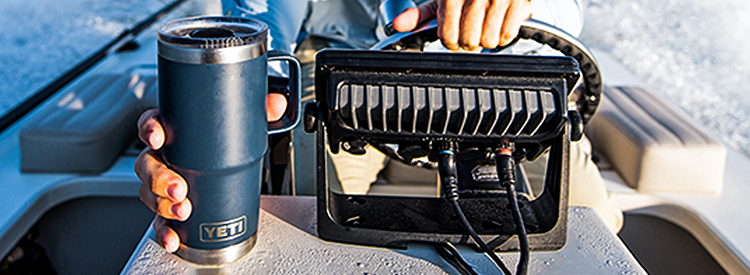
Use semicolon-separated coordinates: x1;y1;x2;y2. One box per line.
157;16;300;265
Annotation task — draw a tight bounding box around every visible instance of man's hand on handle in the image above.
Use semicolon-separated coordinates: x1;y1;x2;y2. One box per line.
391;0;531;51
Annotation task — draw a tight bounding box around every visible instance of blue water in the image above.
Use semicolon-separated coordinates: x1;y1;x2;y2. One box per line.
0;0;169;115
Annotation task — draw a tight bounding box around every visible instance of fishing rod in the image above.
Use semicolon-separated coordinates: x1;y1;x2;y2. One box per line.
0;0;188;133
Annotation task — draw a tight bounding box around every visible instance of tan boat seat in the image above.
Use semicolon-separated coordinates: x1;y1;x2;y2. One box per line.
585;86;726;195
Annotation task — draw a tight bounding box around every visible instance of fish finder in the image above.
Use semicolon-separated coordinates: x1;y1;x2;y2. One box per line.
306;49;580;251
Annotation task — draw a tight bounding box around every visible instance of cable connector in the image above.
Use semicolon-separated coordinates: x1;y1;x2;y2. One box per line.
438;150;459;202
495;148;516;188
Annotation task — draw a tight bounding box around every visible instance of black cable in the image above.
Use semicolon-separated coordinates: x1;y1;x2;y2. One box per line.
496;149;530;275
505;183;529;275
439;150;512;275
440;147;532;275
450;197;512;275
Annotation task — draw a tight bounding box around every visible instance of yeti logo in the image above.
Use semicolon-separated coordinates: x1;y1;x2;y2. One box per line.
199;216;247;243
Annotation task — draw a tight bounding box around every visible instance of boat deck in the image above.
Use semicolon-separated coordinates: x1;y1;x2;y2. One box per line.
121;197;645;274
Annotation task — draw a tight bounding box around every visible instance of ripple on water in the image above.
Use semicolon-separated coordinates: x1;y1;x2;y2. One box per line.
580;0;750;158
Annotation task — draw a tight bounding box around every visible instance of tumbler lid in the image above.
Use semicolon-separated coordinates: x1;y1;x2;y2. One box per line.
157;16;268;64
158;16;268;49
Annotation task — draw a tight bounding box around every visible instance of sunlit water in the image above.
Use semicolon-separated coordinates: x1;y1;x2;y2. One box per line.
0;0;168;114
580;0;750;158
1;0;749;158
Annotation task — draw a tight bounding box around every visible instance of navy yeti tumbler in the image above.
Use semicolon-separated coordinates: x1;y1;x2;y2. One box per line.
157;16;300;265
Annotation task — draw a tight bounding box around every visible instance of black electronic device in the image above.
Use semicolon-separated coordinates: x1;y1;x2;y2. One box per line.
305;49;581;252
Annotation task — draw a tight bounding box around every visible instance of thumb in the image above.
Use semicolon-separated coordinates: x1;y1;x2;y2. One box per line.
392;1;439;32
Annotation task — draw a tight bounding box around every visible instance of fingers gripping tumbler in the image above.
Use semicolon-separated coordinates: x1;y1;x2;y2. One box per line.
157;16;300;265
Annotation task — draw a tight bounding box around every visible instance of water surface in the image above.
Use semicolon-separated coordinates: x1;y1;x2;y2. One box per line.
580;0;750;157
0;0;168;115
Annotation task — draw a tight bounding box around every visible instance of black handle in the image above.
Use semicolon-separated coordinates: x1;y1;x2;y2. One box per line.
268;50;301;134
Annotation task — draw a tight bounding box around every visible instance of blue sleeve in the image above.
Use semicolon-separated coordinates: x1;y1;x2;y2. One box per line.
221;0;310;53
